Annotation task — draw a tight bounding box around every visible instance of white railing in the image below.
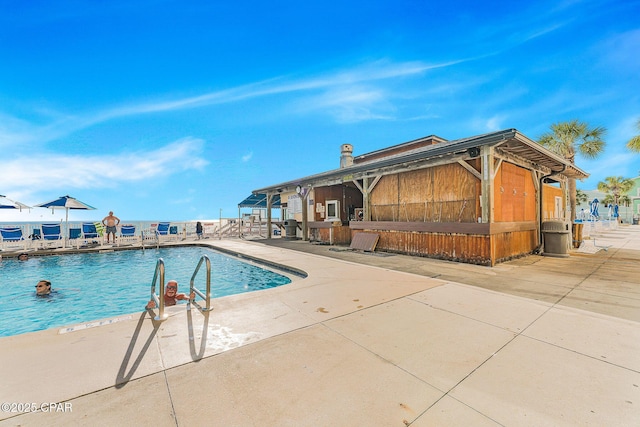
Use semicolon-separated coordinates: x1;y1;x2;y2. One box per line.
0;218;279;250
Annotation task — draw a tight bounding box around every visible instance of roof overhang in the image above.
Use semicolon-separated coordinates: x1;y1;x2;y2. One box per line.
238;193;281;209
252;129;589;194
496;131;588;180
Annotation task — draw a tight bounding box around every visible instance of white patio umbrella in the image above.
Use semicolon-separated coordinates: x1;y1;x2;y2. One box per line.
35;195;96;246
0;194;31;211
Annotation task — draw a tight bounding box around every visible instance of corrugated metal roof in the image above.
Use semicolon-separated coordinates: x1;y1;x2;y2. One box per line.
252;129;589;194
238;193;281;208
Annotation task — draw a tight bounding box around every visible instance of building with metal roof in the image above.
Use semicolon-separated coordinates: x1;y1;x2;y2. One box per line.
251;129;588;265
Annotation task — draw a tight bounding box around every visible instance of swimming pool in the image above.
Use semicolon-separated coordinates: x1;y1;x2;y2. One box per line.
0;246;292;337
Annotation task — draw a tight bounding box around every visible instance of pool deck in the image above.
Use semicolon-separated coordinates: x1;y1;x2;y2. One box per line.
1;226;639;426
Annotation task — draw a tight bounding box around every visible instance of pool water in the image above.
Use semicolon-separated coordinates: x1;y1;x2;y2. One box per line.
0;246;291;337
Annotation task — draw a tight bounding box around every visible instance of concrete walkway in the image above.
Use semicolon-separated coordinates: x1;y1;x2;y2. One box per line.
259;225;640;323
0;227;639;426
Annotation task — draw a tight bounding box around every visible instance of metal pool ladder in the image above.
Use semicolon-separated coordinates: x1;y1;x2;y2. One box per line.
189;255;213;313
149;258;168;321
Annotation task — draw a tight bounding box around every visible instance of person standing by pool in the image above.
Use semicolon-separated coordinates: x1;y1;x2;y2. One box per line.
102;211;120;244
35;280;52;296
146;280;194;309
196;221;203;239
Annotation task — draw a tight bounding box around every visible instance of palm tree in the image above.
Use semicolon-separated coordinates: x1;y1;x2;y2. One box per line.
628;118;640;153
597;176;633;222
618;194;632;223
576;189;588;205
601;194;615;206
597;176;633;206
538;120;607;220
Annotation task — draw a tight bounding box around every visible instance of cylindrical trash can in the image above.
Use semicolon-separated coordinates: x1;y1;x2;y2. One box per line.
284;219;298;239
542;221;570;257
572;222;584;249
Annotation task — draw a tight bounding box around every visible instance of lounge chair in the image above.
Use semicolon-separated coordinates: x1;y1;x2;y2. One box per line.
156;222;170;236
29;228;41;241
155;222;171;242
68;227;82;248
41;223;63;248
0;227;27;252
82;222;99;239
119;225;137;245
121;225;136;236
169;225;179;241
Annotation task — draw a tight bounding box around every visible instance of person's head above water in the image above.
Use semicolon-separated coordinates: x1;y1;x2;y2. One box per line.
35;280;52;296
165;279;178;296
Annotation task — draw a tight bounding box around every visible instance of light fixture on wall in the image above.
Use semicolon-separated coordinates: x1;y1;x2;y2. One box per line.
467;147;480;158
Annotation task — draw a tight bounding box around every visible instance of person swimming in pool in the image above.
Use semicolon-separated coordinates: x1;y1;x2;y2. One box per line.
146;280;194;309
35;280;52;296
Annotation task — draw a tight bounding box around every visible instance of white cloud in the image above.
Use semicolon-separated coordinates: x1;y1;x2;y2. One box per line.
296;86;396;123
521;23;566;43
582;152;635;179
468;115;506;133
485;115;505;131
241;152;253;162
0;59;468;148
168;196;194;205
0;137;208;197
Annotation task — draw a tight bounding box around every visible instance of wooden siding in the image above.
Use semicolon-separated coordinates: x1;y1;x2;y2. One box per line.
350;220;536;234
491;229;539;264
370;163;479;223
350;221;489;234
350;221;538;265
354;229;492;265
494;161;536;222
313;185;363;222
306;159;544;265
309;224;352;245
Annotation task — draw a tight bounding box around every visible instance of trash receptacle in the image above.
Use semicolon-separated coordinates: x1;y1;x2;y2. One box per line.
284;219;298;239
572;222;584;249
634;217;639;225
542;221;570;257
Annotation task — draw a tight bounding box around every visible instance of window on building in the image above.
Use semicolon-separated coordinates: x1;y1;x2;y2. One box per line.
326;200;340;221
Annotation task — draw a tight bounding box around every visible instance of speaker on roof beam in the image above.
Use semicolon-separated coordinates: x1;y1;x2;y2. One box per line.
467;147;480;158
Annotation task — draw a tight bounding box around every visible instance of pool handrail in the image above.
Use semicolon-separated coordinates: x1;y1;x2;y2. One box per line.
149;258;168;321
189;255;213;313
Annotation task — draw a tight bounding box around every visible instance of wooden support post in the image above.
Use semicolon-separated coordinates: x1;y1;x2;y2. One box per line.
266;193;273;239
352;175;382;222
301;190;309;241
362;179;370;221
480;146;495;223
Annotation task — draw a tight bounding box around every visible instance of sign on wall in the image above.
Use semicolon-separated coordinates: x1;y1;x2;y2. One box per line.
289;194;302;214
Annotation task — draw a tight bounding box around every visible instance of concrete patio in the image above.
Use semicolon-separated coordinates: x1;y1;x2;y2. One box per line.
0;226;638;426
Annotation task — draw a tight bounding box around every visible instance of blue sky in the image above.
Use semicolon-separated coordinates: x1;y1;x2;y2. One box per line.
1;0;639;223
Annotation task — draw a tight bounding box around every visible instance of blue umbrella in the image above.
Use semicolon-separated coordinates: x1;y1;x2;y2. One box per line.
590;198;599;219
35;195;96;246
0;194;31;211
